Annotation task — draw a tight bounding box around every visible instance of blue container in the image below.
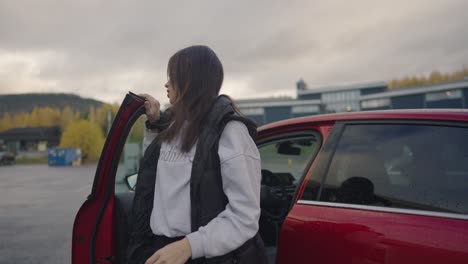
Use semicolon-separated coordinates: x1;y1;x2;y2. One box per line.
48;148;82;166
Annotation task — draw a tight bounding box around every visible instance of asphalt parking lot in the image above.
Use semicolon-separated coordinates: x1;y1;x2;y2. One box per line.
0;164;96;264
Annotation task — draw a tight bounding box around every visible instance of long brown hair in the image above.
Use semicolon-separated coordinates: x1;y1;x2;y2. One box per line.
159;45;225;152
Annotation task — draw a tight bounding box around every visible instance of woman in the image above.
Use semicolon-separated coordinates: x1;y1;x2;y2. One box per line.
126;45;267;264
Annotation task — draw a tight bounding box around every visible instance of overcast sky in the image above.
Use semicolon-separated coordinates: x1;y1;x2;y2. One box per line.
1;0;467;104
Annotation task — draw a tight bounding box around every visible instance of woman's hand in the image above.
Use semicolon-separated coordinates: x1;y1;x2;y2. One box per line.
145;238;192;264
139;93;161;123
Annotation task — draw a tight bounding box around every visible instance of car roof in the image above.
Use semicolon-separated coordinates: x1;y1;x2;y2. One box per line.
258;109;468;132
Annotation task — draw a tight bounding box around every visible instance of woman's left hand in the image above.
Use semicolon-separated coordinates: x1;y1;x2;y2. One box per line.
145;237;192;264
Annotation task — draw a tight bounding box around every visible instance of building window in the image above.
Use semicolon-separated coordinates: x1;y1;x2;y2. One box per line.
325;102;359;113
361;98;391;109
241;107;265;115
425;90;462;102
322;90;360;103
292;105;319;114
321;90;361;113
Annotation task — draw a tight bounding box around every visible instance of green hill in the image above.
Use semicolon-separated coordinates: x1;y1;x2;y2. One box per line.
0;93;104;115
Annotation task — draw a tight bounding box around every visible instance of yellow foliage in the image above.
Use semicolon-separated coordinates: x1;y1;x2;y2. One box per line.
60;120;105;161
12;112;29;127
389;67;468;89
0;103;124;136
60;106;75;129
0;113;13;132
96;103;120;135
26;107;61;127
128;117;145;142
88;106;96;123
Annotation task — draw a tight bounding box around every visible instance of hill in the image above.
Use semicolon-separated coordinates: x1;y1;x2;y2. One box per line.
0;93;104;115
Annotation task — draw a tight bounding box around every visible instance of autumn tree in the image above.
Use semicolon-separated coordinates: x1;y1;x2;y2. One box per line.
88;105;96;123
60;106;75;129
128;117;145;143
12;112;29;128
0;113;13;131
429;70;443;83
59;120;105;161
96;103;120;135
26;107;61;127
389;67;468;89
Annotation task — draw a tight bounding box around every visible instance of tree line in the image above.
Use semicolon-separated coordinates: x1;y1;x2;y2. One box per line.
389;67;468;89
0;104;144;161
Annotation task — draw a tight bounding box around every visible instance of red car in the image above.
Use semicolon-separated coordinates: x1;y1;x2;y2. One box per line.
72;92;468;263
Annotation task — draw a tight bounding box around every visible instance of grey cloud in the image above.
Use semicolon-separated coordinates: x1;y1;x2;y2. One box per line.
0;0;467;103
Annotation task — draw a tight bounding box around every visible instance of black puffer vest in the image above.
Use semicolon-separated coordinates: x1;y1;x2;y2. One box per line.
126;96;268;264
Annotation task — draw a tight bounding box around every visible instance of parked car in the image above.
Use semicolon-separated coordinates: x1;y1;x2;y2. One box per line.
72;92;468;263
0;145;15;165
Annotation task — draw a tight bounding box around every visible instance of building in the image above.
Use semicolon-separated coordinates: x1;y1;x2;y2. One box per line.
297;79;388;113
360;80;468;111
236;97;321;125
236;78;468;126
0;126;61;152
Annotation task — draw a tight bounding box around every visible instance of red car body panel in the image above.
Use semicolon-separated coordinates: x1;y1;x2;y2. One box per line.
277;204;468;263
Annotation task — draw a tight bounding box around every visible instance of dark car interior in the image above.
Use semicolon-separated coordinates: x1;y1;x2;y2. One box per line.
259;169;296;262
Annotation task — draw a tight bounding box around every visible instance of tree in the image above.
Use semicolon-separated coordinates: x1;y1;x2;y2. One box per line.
60;106;75;129
429;70;443;83
0;113;13;131
128;117;145;142
12;112;29;128
40;107;61;126
389;67;468;90
88;105;96;123
26;107;61;127
60;120;105;161
28;107;41;127
96;103;120;135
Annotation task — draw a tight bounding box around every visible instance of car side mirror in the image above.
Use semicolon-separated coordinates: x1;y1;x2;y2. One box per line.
124;173;137;191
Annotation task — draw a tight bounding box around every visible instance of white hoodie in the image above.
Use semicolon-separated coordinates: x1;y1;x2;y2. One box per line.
143;120;261;259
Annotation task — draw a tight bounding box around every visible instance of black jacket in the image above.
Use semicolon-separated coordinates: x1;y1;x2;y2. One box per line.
126;96;268;264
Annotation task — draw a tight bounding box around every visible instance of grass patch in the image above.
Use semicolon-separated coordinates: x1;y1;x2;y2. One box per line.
15;156;49;164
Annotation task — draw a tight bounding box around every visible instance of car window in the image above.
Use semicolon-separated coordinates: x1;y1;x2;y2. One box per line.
259;135;320;188
115;116;145;193
319;123;468;215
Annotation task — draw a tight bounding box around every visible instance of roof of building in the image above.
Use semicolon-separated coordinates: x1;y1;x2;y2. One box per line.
298;81;387;95
235;96;294;103
360;80;468;100
0;126;61;141
237;99;321;108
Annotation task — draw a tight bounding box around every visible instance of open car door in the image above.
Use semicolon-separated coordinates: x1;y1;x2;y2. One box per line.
72;92;145;264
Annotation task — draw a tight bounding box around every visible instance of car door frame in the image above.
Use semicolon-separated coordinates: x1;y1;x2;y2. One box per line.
72;92;145;264
255;121;337;264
